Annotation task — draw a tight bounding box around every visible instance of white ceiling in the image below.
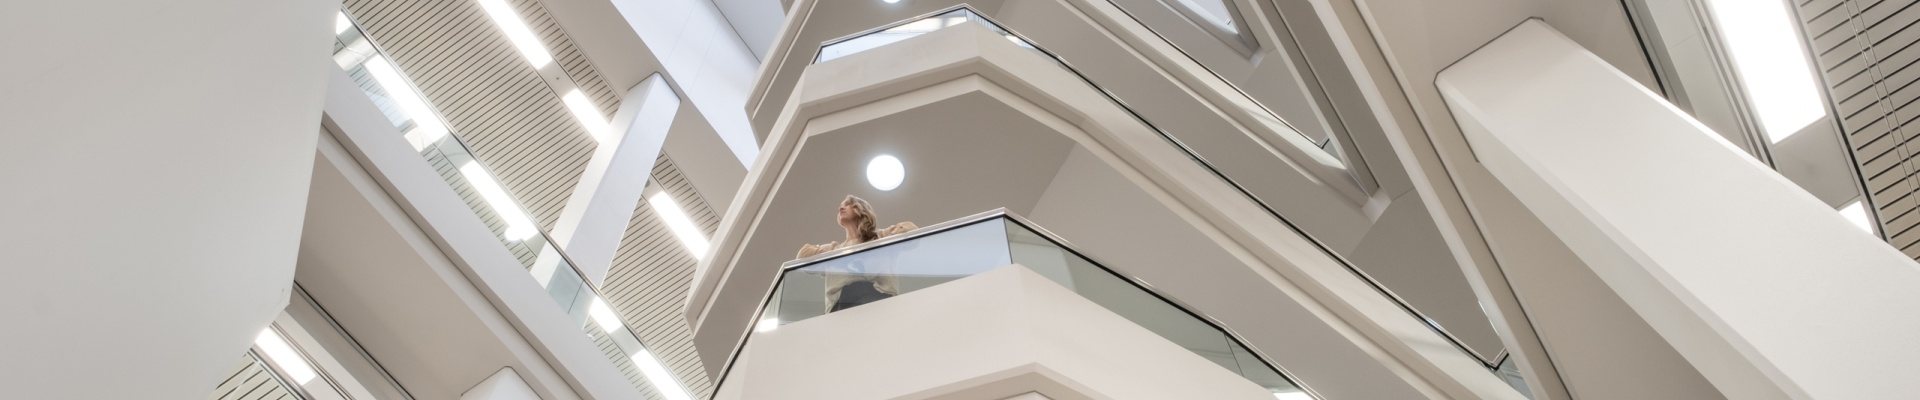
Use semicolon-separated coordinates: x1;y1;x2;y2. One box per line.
736;90;1078;278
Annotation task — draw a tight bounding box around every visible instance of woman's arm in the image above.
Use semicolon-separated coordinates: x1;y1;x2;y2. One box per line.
796;242;838;259
879;221;919;237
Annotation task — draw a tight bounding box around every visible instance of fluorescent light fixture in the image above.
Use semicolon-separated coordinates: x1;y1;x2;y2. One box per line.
1841;200;1875;234
475;0;554;68
459;161;539;240
588;297;624;333
756;318;779;332
649;192;711;260
361;56;449;148
334;12;353;35
629;349;694;400
1272;391;1312;400
867;155;904;191
254;328;318;385
1705;0;1826;143
562;89;612;142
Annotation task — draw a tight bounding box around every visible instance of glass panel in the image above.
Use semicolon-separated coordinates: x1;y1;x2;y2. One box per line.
817;8;1046;63
1170;0;1238;32
1003;219;1304;396
818;8;973;63
1495;356;1534;399
756;215;1307;397
771;219;1012;326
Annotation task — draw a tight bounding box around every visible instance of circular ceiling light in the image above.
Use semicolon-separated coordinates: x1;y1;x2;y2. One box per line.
884;0;900;3
867;155;904;191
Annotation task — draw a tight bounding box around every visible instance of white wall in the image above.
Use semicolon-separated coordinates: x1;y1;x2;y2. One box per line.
0;0;336;398
1441;21;1920;399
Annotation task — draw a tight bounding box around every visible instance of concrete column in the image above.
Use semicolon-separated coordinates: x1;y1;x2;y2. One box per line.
548;74;681;285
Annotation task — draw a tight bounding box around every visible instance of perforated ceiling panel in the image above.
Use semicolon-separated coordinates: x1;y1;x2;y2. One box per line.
1797;0;1920;259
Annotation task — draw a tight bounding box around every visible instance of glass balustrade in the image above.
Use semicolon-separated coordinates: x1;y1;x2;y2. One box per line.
794;5;1515;388
745;210;1310;399
813;7;1331;156
331;12;694;400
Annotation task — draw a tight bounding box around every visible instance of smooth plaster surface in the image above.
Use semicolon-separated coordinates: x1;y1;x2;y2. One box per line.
1441;21;1920;399
0;1;335;398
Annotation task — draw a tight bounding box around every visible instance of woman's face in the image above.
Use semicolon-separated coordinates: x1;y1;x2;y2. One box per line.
837;197;856;226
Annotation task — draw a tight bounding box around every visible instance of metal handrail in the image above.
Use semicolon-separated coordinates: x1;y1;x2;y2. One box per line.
720;208;1323;399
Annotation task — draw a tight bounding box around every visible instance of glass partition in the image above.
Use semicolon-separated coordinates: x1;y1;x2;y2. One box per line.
795;4;1511;385
331;12;695;400
753;211;1309;399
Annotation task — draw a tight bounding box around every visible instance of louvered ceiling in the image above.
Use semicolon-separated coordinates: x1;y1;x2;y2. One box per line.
1797;0;1920;259
344;0;612;232
207;353;298;400
341;0;724;396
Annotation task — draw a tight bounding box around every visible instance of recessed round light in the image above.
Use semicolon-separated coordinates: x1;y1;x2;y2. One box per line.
867;155;904;191
884;0;901;3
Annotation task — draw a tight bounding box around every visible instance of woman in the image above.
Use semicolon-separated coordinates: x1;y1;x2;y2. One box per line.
796;195;917;312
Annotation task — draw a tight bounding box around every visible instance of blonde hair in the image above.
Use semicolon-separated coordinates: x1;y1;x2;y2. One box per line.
844;195;880;243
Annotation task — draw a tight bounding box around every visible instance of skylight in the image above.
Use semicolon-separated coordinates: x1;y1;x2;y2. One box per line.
1704;0;1826;143
1841;200;1875;235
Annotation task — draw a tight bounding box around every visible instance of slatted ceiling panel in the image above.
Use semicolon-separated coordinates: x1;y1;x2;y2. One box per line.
600;155;722;398
516;0;622;120
589;328;668;400
207;354;296;400
344;0;598;233
1798;0;1920;260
